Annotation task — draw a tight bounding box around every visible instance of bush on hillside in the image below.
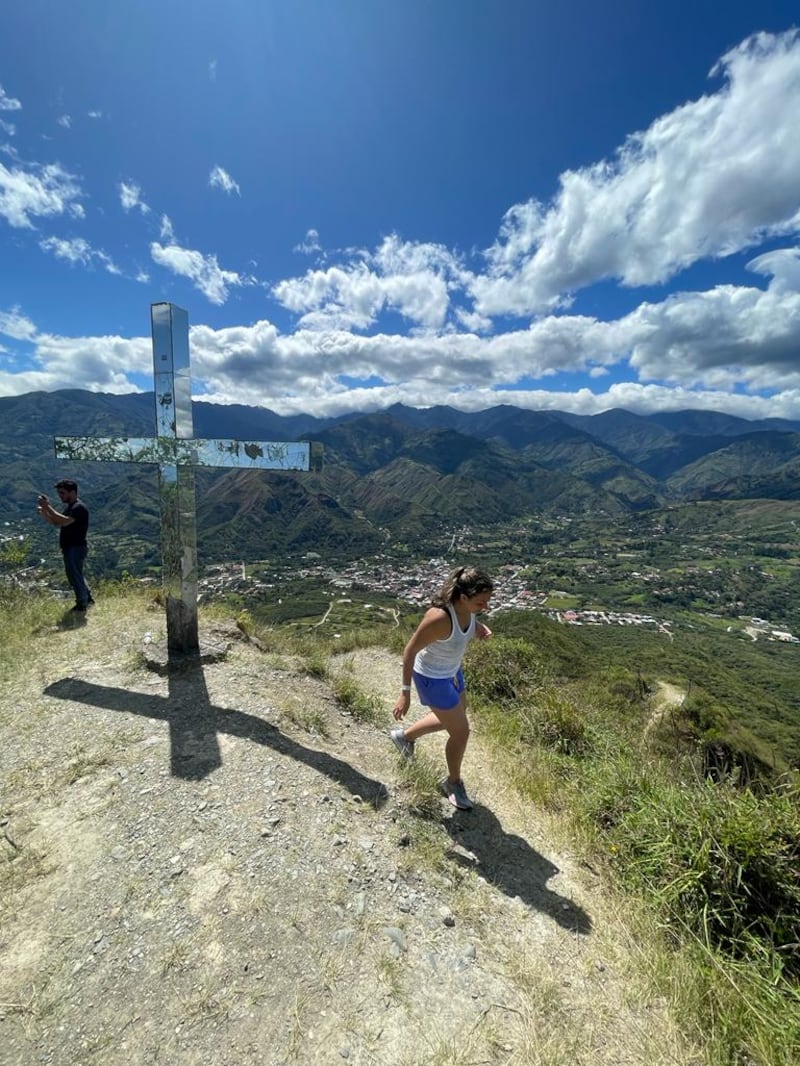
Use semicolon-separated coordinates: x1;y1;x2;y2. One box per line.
517;687;593;756
677;691;785;783
598;664;649;706
466;636;548;700
609;779;800;976
0;535;30;574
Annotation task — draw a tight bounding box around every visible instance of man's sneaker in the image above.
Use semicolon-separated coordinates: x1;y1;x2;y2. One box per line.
440;777;474;811
390;728;415;760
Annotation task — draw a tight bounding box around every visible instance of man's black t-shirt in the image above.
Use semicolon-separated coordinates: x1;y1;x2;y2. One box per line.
59;499;89;550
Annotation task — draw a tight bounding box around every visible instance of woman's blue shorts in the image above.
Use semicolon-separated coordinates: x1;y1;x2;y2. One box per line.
412;669;465;710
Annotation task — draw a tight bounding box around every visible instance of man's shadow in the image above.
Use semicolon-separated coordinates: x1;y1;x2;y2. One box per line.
443;805;592;933
57;608;88;629
44;658;388;807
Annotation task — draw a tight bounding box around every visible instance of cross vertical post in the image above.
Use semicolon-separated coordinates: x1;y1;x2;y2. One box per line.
151;303;200;652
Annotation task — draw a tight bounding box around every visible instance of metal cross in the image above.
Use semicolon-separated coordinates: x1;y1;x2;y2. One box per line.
54;302;323;654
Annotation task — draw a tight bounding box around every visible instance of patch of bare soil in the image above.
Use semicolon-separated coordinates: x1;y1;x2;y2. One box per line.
1;601;698;1065
642;682;686;743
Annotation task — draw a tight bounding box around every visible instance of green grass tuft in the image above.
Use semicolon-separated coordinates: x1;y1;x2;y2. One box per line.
330;672;382;724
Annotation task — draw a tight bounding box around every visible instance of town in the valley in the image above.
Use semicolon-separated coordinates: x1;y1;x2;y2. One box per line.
3;513;798;643
195;552;798;643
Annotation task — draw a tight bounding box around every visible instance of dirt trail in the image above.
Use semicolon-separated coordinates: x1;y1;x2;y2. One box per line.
642;681;686;742
0;600;698;1065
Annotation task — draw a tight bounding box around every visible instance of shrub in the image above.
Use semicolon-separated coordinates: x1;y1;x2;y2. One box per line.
597;664;648;706
611;779;800;976
467;636;548;701
578;750;658;831
518;687;592;756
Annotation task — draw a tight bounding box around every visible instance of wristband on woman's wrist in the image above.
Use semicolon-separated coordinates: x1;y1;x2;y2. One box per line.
401;684;411;692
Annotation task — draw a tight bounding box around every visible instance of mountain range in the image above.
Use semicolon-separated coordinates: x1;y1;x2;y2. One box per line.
3;389;800;564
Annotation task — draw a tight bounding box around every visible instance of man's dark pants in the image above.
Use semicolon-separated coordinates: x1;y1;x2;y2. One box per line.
62;545;91;608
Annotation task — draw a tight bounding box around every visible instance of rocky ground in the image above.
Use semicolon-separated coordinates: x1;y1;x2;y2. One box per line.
0;597;698;1065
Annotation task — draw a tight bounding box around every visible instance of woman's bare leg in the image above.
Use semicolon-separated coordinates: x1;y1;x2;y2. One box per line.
401;712;444;742
435;698;470;782
405;697;470;781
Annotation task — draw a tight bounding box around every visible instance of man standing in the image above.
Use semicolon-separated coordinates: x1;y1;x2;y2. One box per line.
37;479;94;612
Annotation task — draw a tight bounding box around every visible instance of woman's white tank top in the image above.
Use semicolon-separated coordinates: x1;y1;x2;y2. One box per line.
414;604;475;678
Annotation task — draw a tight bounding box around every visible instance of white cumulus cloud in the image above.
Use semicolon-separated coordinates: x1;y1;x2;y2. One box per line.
0;307;37;340
39;236;121;275
209;165;240;196
118;181;150;214
747;247;800;295
150;240;245;305
275;234;464;331
0;314;151;396
0;158;83;228
472;29;800;316
0;85;22;111
294;228;323;256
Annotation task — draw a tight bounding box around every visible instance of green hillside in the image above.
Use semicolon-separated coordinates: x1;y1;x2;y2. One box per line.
494;608;800;768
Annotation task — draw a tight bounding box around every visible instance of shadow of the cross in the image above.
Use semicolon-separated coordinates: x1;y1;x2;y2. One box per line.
44;667;389;807
443;805;592;933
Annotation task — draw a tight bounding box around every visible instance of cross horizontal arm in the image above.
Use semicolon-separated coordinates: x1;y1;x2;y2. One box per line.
55;436;323;471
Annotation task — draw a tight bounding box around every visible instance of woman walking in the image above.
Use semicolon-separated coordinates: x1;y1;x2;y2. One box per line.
391;566;493;810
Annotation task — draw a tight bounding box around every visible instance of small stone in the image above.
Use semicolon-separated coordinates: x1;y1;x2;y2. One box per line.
383;926;407;952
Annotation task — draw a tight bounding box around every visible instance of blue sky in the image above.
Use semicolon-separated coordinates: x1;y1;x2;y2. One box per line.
1;0;799;419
